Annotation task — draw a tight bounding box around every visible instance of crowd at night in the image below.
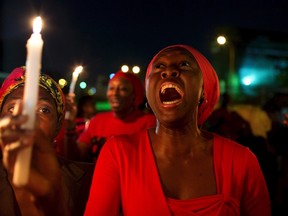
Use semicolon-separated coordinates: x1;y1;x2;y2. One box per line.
1;0;288;215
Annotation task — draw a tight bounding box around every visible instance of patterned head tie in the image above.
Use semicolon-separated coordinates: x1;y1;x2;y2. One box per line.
0;66;65;126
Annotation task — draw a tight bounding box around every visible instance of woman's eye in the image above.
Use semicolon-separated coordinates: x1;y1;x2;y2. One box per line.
38;106;51;114
119;87;128;92
155;63;165;69
108;86;115;91
7;106;15;113
180;61;190;67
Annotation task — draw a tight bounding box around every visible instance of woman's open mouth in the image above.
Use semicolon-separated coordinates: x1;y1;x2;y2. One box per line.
159;83;184;105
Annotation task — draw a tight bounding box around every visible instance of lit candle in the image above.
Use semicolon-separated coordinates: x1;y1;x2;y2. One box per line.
69;66;83;94
65;66;83;119
13;16;44;186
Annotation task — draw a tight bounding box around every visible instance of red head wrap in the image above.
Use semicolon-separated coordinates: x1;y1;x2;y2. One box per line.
0;66;65;127
145;45;220;126
110;71;145;109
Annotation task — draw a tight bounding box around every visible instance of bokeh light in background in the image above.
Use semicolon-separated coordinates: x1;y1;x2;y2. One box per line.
132;66;140;74
79;81;87;89
109;73;115;79
58;78;67;88
108;64;141;80
242;75;254;86
96;101;111;111
121;65;129;72
88;87;96;95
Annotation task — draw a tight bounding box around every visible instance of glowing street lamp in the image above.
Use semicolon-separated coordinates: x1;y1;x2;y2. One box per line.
217;35;227;45
216;35;238;97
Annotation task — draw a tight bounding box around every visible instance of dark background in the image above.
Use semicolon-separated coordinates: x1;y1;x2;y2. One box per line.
1;0;288;87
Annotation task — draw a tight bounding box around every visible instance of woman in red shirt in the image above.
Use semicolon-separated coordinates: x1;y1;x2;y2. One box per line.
75;71;156;162
84;45;271;216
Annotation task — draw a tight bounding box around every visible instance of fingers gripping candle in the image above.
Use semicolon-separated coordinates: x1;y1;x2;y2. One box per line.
13;17;44;186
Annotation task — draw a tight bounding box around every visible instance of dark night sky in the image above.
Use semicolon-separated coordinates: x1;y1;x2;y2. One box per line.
1;0;288;86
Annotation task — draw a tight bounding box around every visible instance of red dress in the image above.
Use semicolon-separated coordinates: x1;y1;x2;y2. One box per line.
78;109;156;159
84;131;271;216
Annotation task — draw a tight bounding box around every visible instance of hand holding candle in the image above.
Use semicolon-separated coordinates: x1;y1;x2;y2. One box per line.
13;16;44;186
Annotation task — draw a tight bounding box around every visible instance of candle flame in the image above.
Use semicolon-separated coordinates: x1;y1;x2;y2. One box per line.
73;66;83;76
33;16;42;34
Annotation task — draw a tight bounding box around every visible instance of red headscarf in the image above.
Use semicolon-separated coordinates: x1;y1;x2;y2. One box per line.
145;45;220;126
0;66;66;127
109;71;145;109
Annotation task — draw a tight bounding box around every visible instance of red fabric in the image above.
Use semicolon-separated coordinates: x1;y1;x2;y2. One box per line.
110;71;145;108
84;132;270;216
78;109;156;145
145;45;220;126
0;67;25;105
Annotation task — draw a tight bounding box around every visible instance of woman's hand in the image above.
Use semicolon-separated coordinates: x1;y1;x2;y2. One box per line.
0;108;68;216
65;93;77;123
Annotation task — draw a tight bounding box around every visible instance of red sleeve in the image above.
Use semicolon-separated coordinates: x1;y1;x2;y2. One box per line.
240;148;271;216
84;137;121;216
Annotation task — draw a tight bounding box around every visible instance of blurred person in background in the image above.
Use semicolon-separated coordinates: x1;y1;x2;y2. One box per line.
263;96;288;215
66;71;156;162
75;95;97;134
56;94;97;156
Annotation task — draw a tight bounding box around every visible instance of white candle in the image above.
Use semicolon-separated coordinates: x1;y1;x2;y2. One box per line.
69;66;83;94
65;66;83;119
13;16;44;186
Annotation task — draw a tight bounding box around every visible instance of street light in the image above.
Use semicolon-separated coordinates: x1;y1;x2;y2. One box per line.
216;35;238;98
217;36;226;45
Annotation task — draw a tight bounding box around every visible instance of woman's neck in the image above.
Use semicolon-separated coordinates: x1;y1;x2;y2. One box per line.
114;106;135;120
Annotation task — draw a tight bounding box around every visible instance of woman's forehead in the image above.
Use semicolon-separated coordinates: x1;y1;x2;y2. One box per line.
5;86;55;105
154;47;194;61
109;77;133;87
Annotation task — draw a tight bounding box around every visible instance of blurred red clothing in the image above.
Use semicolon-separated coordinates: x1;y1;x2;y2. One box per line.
78;109;156;160
54;117;89;156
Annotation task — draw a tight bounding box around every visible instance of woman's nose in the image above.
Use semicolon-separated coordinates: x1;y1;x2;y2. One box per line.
161;69;180;79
